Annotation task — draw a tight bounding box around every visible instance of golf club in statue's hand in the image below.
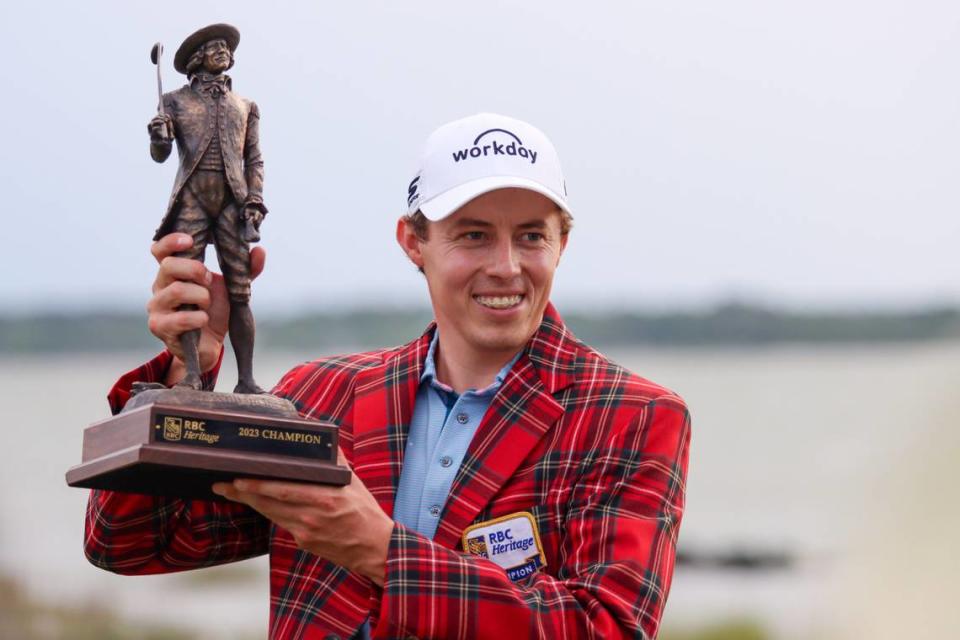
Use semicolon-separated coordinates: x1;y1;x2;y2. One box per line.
148;42;174;144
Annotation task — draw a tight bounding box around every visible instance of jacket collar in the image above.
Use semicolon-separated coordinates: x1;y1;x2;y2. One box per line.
523;302;579;395
350;303;576;545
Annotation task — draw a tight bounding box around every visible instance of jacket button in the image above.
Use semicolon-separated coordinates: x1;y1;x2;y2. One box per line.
456;413;468;424
429;505;440;517
440;456;453;468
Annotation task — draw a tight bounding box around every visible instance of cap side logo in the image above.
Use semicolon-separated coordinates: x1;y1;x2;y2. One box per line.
407;175;421;207
451;128;538;165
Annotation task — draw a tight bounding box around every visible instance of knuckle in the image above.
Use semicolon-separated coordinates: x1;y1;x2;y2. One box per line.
300;513;321;530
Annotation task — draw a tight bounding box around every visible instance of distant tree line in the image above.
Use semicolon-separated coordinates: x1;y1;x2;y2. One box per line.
1;303;958;353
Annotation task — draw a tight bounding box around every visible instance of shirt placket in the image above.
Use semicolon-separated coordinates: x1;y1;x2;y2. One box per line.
417;389;484;533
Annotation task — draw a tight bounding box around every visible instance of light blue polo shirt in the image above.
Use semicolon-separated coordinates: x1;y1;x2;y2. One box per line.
393;330;522;539
355;331;521;639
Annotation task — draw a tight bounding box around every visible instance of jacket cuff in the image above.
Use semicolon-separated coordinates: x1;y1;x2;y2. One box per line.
106;346;224;414
371;523;448;639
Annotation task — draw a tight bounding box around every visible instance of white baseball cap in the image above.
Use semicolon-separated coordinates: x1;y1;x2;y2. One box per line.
406;113;571;221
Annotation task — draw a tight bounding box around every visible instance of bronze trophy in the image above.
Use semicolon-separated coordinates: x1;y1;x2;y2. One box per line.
66;24;350;499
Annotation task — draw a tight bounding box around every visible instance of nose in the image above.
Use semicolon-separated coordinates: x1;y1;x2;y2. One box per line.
485;237;521;279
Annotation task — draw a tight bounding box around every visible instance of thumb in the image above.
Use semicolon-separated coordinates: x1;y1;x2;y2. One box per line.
250;245;266;281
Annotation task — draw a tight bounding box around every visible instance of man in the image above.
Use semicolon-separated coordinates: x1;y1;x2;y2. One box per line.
148;23;267;394
85;113;691;639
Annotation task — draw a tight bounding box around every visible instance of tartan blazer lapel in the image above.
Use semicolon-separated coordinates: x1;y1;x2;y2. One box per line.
432;304;577;549
350;329;433;518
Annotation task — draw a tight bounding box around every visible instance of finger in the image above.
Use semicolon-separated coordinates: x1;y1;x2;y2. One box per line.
148;309;209;340
151;233;194;264
212;484;308;524
232;478;335;506
149;280;212;312
154;256;212;292
250;246;266;281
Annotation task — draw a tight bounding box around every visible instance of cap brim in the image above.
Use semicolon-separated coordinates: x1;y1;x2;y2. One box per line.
418;176;571;221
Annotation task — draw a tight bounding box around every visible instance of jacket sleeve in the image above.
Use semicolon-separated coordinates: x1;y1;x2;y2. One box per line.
148;94;175;163
372;398;691;640
84;348;272;575
242;101;266;212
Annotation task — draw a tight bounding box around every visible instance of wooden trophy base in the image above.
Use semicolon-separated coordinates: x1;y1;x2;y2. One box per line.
66;387;351;500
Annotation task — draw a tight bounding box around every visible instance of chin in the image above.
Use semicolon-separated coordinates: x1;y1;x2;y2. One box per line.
469;324;535;354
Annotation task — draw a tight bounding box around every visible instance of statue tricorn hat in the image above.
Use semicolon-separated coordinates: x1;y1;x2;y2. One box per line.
174;23;240;74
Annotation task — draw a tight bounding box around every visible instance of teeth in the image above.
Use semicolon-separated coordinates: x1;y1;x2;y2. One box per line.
475;295;523;309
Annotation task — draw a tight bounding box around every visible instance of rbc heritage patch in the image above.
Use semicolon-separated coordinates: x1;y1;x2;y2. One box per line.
461;511;547;582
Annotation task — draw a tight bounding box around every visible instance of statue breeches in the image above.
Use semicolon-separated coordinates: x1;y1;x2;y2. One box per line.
172;170;251;303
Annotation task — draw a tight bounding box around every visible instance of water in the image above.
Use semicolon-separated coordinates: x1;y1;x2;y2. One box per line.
2;342;957;638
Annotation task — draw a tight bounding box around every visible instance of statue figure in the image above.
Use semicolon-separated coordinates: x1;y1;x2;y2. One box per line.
147;23;267;394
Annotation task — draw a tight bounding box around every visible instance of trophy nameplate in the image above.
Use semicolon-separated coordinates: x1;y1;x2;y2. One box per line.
67;389;351;500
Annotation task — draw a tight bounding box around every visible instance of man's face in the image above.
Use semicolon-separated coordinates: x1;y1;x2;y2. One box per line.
397;188;568;362
201;39;231;73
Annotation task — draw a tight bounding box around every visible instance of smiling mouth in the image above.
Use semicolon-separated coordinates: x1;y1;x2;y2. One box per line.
474;294;524;310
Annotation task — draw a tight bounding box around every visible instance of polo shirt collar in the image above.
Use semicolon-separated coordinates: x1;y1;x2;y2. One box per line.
420;329;521;397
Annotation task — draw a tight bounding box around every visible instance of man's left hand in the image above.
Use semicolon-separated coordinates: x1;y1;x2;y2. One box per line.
212;452;394;586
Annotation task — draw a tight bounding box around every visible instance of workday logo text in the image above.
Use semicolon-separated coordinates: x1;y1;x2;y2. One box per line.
452;128;538;164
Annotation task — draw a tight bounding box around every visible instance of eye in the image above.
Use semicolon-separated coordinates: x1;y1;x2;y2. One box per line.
461;231;485;241
521;232;545;242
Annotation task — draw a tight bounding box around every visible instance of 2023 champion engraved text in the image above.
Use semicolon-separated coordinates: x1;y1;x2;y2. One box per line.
155;413;333;458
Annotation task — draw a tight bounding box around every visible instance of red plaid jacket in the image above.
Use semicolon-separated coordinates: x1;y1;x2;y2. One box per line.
85;304;690;639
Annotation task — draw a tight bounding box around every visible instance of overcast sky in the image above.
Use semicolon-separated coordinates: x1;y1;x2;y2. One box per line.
1;0;957;312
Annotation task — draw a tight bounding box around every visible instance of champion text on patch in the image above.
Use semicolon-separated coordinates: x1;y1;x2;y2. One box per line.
461;511;547;582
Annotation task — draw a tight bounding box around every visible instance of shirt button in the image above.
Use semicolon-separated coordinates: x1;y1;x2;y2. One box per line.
440;456;453;468
429;505;440;517
456;413;469;424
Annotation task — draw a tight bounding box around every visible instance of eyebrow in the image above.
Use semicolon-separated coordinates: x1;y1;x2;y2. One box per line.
450;218;550;229
517;220;548;230
450;217;494;228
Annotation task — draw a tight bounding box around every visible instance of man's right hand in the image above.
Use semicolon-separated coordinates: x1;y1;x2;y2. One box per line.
148;114;174;143
147;233;266;386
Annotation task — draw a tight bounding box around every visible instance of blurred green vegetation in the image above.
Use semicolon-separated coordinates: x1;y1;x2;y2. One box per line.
1;569;770;639
0;574;198;640
2;303;958;353
662;619;771;640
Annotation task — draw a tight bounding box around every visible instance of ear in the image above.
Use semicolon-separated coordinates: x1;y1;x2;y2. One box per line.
396;217;425;269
